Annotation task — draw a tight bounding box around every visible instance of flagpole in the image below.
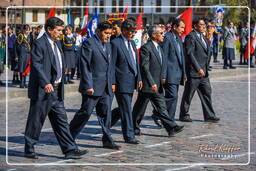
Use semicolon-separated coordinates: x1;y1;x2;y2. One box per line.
81;0;84;22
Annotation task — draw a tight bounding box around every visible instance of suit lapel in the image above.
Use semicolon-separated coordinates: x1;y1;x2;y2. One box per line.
170;32;183;65
119;37;137;73
93;36;109;63
43;34;57;72
149;41;162;65
193;31;208;53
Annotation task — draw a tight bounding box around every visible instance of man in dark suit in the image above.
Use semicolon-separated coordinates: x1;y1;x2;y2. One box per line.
69;21;120;150
24;17;87;159
156;18;187;121
132;25;184;137
111;19;142;144
179;18;220;122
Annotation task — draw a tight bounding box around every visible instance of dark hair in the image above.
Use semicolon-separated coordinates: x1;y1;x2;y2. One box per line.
45;17;64;32
23;24;30;31
8;26;13;30
97;21;113;32
121;19;138;31
228;20;233;25
112;20;122;27
148;25;161;39
37;25;43;29
75;27;82;33
192;17;205;28
172;18;184;28
65;25;73;31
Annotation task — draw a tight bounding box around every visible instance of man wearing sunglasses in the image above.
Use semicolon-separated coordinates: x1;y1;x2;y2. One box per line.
132;25;184;137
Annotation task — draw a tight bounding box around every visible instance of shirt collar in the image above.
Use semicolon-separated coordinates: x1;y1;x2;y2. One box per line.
45;33;54;45
152;40;159;49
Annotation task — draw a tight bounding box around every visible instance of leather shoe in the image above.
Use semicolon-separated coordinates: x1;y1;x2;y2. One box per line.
168;125;184;137
65;149;88;159
229;66;236;69
223;66;228;69
125;139;140;144
151;115;163;128
103;142;120;150
24;152;38;159
179;116;192;122
205;117;220;123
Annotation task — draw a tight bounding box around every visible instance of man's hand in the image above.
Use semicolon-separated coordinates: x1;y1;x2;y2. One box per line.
112;85;116;93
198;69;205;77
15;57;18;62
138;81;143;90
151;84;158;93
183;78;187;84
86;88;94;95
44;84;54;93
161;79;166;84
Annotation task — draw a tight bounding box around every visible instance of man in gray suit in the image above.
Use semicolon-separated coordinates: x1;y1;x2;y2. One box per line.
132;25;184;137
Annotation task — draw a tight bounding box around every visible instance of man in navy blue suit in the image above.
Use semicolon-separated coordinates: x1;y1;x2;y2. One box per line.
69;21;120;150
24;17;87;159
158;18;187;121
111;19;142;144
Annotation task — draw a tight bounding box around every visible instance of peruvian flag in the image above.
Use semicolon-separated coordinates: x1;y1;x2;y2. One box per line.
177;8;193;37
244;25;256;59
134;10;143;50
81;5;89;34
47;8;56;19
123;6;128;20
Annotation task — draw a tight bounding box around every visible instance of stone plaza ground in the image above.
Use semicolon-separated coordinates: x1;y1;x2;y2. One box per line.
0;60;256;170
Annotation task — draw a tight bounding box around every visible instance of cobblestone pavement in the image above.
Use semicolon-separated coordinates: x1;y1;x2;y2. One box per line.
0;73;255;170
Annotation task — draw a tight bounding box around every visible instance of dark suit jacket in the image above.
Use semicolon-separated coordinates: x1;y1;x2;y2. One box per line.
79;34;113;96
184;30;210;78
111;35;141;94
161;31;186;85
140;40;167;93
28;33;66;100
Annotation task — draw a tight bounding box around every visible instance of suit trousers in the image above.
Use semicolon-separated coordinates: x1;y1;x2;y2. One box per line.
133;91;177;133
24;89;77;154
69;91;114;144
164;83;179;120
115;93;136;141
179;77;216;119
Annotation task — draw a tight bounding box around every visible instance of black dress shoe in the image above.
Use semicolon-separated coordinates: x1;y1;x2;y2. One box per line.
68;80;75;84
103;142;120;150
65;149;88;159
205;117;220;123
179;116;192;122
229;66;236;69
125;139;140;144
24;152;38;159
168;125;184;137
223;66;228;69
151;115;163;128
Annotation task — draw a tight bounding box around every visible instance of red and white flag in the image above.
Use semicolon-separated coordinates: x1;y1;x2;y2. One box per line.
244;25;256;59
81;5;89;34
134;10;143;50
123;6;128;20
177;8;193;37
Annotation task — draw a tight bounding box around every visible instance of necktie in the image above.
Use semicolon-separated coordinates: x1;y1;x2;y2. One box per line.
127;41;137;76
157;45;162;64
53;42;62;81
200;34;207;49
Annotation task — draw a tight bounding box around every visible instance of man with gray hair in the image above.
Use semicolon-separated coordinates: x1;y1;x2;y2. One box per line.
132;25;184;137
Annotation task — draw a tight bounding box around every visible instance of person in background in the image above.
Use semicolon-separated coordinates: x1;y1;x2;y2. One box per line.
15;24;31;88
8;27;19;84
111;20;122;41
74;27;83;80
61;25;76;84
223;20;237;69
239;22;249;65
0;27;5;86
205;20;216;71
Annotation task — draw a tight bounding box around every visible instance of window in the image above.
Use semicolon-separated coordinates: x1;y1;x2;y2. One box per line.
170;0;176;13
112;0;117;13
100;0;104;13
32;10;38;22
119;0;124;13
156;0;161;13
139;0;144;12
132;0;136;13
